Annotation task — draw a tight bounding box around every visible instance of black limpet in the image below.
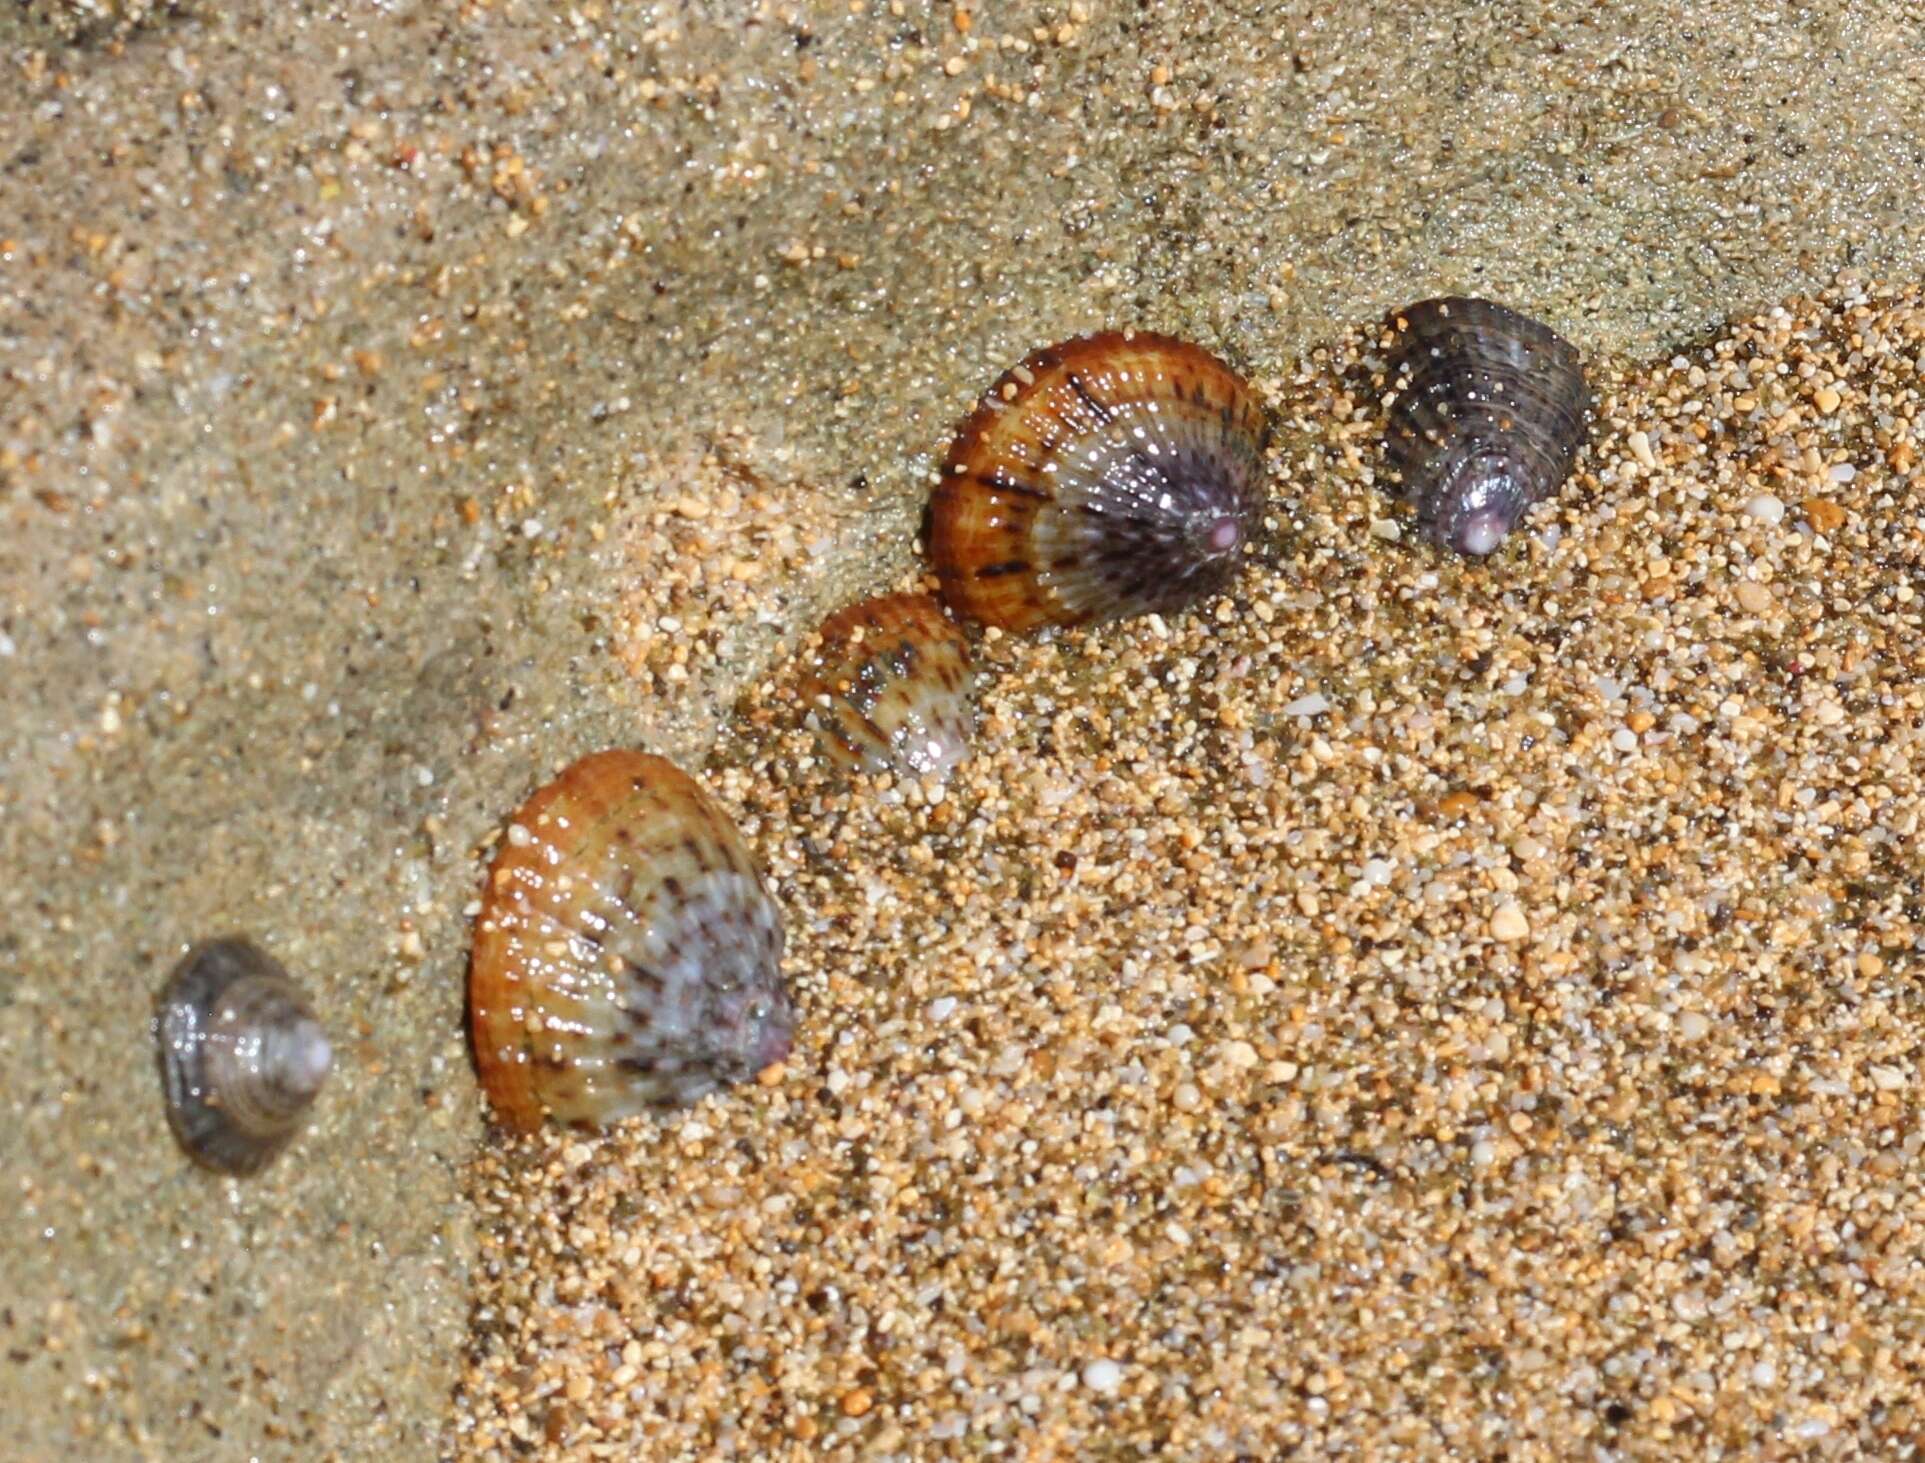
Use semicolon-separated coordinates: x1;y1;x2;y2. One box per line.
1380;297;1589;556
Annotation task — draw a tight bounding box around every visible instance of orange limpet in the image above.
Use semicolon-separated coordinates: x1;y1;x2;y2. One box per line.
468;750;792;1132
927;331;1270;632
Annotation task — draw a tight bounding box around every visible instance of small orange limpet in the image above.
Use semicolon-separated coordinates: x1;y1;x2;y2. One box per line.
799;592;974;780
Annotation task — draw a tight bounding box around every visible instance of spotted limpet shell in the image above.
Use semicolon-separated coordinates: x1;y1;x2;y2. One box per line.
1379;296;1589;555
800;592;974;780
154;938;332;1176
926;331;1270;631
468;749;794;1131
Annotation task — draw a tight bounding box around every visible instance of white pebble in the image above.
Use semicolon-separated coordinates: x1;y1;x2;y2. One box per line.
1678;1011;1711;1041
1744;493;1785;525
1283;692;1329;718
1610;727;1638;752
1489;903;1530;942
926;996;957;1022
1081;1360;1124;1395
1829;462;1856;483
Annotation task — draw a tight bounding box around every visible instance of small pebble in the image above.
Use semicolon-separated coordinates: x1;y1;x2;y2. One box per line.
1803;497;1846;533
1081;1360;1124;1395
1743;493;1785;525
1283;692;1329;718
1489;904;1530;942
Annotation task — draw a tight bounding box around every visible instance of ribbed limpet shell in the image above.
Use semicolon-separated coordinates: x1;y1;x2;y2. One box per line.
468;749;793;1131
154;938;332;1176
927;331;1270;631
800;592;974;780
1379;296;1589;555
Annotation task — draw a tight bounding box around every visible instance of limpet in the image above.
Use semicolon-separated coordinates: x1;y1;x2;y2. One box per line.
800;592;974;780
927;331;1270;631
468;749;794;1131
154;938;332;1176
1379;296;1589;556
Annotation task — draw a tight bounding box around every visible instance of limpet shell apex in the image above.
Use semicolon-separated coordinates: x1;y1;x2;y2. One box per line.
154;938;332;1177
1379;296;1589;556
927;331;1270;631
468;749;794;1132
800;592;974;780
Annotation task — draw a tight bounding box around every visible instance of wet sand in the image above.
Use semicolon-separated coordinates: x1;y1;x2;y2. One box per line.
4;1;1925;1457
455;280;1925;1456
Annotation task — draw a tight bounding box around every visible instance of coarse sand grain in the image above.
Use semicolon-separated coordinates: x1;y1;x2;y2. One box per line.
455;276;1925;1458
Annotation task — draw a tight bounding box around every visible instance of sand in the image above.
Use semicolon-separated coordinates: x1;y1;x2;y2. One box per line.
454;280;1925;1456
4;0;1925;1456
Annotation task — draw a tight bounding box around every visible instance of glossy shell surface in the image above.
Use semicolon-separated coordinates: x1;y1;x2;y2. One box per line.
155;938;332;1176
928;331;1270;631
1380;296;1589;555
801;592;974;780
469;749;793;1132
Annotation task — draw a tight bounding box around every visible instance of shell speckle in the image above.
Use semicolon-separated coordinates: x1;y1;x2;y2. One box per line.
1379;297;1589;556
801;592;974;780
154;938;332;1177
927;331;1270;631
468;749;794;1132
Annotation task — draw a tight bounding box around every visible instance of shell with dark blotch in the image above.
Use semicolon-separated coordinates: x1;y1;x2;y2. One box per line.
468;749;794;1132
927;331;1270;631
155;938;332;1176
800;592;974;780
1379;297;1589;556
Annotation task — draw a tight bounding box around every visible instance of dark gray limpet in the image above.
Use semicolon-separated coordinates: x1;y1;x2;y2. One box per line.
1380;297;1589;556
155;938;332;1176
